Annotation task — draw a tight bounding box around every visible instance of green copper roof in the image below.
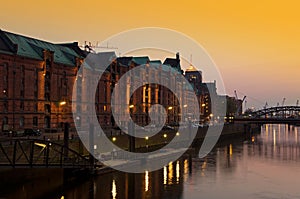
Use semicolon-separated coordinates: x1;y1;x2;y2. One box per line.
2;30;82;66
131;56;150;65
149;60;162;64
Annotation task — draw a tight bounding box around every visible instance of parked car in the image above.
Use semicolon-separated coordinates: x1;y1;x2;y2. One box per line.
23;129;41;136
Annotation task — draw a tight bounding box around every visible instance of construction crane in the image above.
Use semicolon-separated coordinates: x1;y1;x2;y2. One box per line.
282;97;286;106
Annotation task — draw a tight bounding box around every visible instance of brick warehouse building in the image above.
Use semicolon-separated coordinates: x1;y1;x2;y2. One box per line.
0;30;84;133
76;52;200;132
0;30;222;134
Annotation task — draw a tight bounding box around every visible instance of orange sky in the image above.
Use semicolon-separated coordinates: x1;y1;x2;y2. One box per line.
1;0;300;109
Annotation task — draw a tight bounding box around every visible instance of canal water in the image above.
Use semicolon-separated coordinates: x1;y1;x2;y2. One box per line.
1;124;300;199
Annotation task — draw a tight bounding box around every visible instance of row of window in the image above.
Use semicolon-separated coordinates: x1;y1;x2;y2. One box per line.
2;116;38;127
2;101;38;112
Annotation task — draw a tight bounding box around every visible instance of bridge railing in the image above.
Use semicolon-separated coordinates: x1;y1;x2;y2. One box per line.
0;139;92;168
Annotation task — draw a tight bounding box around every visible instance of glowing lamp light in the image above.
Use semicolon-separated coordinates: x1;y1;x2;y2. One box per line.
59;101;66;106
129;104;134;109
112;137;117;142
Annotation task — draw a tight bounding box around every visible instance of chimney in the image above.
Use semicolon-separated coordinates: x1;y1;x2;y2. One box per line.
176;52;180;61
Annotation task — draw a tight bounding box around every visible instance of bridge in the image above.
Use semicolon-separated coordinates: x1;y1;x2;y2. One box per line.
234;106;300;125
251;106;300;118
0;138;93;168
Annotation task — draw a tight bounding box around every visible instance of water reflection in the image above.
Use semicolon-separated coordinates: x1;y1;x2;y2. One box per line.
66;124;300;198
112;180;117;199
144;171;149;192
2;124;300;199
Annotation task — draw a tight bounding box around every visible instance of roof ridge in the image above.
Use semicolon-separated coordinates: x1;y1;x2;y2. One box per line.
2;29;58;46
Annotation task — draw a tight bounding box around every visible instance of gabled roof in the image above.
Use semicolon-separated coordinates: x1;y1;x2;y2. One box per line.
0;29;84;66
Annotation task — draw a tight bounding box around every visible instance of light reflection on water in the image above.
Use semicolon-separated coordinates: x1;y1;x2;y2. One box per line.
60;124;300;198
2;124;300;199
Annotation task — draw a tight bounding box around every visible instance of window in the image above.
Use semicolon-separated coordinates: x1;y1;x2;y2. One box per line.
45;93;50;101
33;117;38;126
45;116;50;128
3;116;8;125
34;104;38;112
20;116;24;127
3;101;8;112
45;71;50;79
3;76;7;88
20;90;24;98
20;65;25;73
46;59;51;69
45;104;51;113
20;101;24;111
2;116;8;131
45;81;50;92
